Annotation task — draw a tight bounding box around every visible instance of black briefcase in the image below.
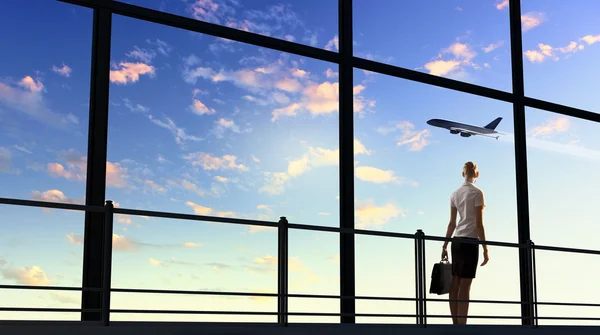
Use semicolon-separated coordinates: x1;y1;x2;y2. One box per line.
429;259;452;295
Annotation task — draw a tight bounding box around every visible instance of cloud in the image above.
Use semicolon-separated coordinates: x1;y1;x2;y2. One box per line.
190;99;216;115
251;155;260;163
530;116;570;138
0;76;79;129
423;42;478;77
276;78;302;93
355;166;408;185
147;115;202;145
126;46;157;63
354;138;371;155
325;68;338;78
166;178;207;197
183;242;203;248
186;201;235;218
581;34;600;45
67;233;192;252
483;41;504;53
325;35;339;51
65;233;83;245
147;38;172;56
0;265;50;286
143;179;166;193
109;62;155;84
495;0;509;10
355;201;404;229
524;41;586;63
47;150;129;188
31;189;82;204
521;12;545;32
123;98;149;113
52;64;72;77
184;152;248;171
258;172;290;195
378;121;431;151
213;118;241;138
291;68;308;78
214;176;228;183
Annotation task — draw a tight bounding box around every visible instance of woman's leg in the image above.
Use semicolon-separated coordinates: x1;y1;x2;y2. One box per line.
449;275;461;324
457;278;473;324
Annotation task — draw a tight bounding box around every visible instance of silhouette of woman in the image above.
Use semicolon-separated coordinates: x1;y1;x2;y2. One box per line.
441;161;489;325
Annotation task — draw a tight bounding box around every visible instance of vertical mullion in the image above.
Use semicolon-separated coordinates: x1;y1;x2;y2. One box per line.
81;6;112;322
339;0;355;325
508;0;533;326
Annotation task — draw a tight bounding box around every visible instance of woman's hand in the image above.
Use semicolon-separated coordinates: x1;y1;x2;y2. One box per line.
441;247;448;261
480;249;489;266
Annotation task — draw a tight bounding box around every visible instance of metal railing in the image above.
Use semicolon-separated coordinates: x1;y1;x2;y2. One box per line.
1;197;600;327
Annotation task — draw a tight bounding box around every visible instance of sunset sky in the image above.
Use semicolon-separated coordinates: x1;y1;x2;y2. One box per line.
0;0;599;325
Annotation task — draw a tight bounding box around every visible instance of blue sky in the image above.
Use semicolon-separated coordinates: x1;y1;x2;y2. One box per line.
0;0;599;325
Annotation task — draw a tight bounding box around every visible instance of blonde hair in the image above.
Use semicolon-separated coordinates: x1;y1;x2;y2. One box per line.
463;161;478;179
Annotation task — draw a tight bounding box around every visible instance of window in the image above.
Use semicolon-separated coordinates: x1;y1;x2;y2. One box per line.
120;0;338;51
107;15;339;228
526;108;600;251
0;1;92;204
522;0;600;112
353;0;512;91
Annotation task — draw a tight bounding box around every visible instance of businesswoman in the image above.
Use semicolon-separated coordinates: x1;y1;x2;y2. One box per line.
441;161;489;325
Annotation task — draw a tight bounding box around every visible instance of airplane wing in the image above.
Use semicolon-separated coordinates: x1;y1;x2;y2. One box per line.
450;127;500;139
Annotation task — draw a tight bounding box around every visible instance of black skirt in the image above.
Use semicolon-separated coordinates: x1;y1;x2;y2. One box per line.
451;237;480;279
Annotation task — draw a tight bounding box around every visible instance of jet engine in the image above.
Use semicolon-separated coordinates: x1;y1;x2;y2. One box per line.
450;130;460;134
460;132;471;137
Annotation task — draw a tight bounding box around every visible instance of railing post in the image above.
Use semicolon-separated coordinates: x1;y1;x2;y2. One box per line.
529;240;538;328
420;230;427;327
277;216;289;326
414;229;425;326
102;200;114;326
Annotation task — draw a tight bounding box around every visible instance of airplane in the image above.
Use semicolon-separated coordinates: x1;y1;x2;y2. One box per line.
426;117;503;140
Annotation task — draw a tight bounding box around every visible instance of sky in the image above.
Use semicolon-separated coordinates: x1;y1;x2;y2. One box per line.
0;0;599;326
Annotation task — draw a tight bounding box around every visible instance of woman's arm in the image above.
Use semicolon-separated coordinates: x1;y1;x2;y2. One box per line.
476;205;490;266
442;206;457;251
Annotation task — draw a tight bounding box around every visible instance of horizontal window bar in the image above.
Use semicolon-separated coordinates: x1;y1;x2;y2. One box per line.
0;307;103;313
353;57;515;104
524;97;600;122
0;285;103;292
58;0;339;64
0;197;104;213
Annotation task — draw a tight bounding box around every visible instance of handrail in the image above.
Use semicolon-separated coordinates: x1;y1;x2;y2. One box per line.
0;197;105;213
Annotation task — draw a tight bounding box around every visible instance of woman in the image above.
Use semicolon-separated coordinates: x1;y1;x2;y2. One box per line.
441;161;489;325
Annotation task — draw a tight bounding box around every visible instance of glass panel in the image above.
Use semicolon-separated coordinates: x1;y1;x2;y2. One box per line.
0;204;84;320
424;239;521;325
526;108;600;251
288;229;339;323
353;69;518;245
355;236;415;324
110;214;277;322
535;251;600;325
522;0;600;112
108;15;339;227
0;1;92;203
353;0;512;91
120;0;337;51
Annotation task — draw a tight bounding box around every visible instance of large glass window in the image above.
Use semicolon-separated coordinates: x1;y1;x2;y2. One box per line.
353;0;512;91
0;0;92;321
526;108;600;251
107;15;340;228
522;0;600;112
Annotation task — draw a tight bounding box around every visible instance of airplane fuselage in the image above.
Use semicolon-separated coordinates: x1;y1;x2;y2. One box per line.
427;119;497;135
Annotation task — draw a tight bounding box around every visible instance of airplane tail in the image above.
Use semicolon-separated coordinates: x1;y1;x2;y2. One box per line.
484;117;502;130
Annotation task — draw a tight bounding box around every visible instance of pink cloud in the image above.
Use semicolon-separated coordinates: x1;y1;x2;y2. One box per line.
521;12;545;32
18;76;44;92
190;98;216;115
109;62;155;84
47;151;129;188
495;0;509;10
52;64;72;78
275;78;302;93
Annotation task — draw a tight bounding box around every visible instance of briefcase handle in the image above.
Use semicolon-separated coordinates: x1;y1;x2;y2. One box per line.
440;256;449;264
